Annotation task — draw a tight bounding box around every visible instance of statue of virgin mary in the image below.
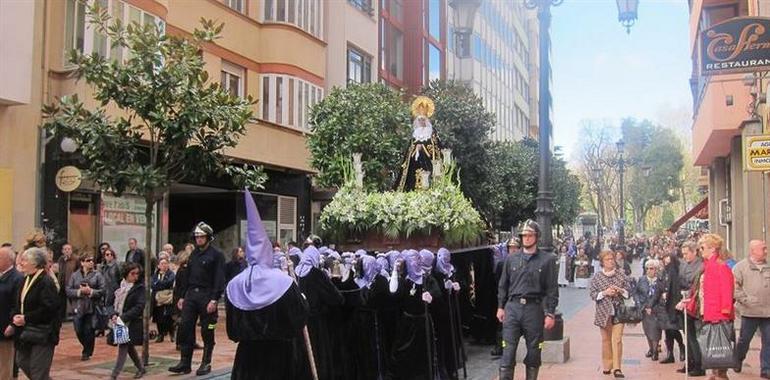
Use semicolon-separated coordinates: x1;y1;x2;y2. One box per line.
396;97;442;191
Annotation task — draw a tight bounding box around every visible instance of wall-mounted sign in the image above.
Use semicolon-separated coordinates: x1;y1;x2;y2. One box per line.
700;17;770;75
744;134;770;171
101;193;157;255
55;165;82;192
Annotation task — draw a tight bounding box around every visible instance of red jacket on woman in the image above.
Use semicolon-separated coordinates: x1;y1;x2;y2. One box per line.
686;254;734;322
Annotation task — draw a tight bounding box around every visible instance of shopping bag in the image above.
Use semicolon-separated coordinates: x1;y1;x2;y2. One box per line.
112;317;131;345
697;321;735;369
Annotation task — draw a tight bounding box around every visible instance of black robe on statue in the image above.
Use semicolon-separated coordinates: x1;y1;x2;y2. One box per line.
226;283;311;380
298;267;344;380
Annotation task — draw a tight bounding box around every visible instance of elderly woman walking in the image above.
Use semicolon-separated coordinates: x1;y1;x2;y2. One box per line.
590;250;632;379
633;259;662;361
9;247;62;380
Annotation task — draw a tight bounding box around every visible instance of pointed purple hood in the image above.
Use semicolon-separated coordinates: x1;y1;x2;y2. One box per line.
226;190;293;311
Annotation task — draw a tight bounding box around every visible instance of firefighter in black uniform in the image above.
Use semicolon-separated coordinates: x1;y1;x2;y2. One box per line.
169;222;226;376
496;220;559;380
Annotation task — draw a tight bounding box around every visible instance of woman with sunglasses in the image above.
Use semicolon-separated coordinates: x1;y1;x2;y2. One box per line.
65;253;105;361
97;248;121;336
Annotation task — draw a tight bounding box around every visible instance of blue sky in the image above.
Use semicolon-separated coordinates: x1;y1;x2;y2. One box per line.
549;0;692;157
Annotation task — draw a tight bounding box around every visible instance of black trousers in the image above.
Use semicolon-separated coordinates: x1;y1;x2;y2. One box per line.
178;288;217;351
734;316;770;374
16;343;54;380
499;301;545;369
73;313;95;356
685;315;702;370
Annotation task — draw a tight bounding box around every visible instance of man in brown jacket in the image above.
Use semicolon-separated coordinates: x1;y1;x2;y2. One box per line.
733;240;770;378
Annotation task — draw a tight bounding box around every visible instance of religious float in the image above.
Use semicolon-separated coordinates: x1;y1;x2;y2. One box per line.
318;96;485;251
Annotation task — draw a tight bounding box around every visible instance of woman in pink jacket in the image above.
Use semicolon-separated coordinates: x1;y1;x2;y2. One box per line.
677;233;734;380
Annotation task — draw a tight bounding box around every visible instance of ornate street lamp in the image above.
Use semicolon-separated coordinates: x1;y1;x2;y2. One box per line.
449;0;481;59
616;0;639;34
524;0;562;253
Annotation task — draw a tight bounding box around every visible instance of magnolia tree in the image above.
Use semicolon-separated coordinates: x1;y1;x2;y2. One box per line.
43;5;265;362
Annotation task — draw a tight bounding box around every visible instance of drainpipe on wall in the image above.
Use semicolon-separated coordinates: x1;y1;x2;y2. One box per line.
35;0;51;229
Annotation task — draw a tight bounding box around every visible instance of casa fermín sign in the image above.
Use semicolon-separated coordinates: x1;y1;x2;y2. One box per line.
701;17;770;75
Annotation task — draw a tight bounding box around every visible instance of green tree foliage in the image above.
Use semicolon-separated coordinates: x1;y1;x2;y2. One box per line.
307;83;412;191
621;118;684;231
552;155;583;228
420;80;496;219
42;6;265;362
488;140;537;229
488;139;582;232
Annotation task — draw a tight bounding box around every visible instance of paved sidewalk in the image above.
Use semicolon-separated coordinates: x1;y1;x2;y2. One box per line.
23;314;235;380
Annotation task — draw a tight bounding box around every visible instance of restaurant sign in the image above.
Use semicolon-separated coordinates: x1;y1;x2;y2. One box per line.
701;17;770;75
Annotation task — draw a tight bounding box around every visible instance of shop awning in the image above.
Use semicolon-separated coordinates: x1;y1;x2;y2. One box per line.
668;197;708;233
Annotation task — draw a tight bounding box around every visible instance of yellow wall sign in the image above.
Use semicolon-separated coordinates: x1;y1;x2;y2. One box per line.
55;165;82;192
744;135;770;171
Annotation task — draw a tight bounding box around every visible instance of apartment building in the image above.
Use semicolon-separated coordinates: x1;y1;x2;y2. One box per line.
0;0;327;255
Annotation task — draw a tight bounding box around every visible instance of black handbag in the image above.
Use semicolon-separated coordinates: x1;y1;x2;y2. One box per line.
18;324;50;345
613;300;643;324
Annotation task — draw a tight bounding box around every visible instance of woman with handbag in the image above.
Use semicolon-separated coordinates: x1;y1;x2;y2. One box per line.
9;247;61;380
676;234;734;380
151;257;175;343
589;250;632;379
110;262;146;379
66;253;105;361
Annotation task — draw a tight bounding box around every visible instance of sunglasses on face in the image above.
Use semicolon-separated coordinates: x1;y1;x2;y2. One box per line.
83;259;93;262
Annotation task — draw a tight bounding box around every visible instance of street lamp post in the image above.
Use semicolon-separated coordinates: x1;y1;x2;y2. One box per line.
616;139;627;247
616;0;639;34
525;0;562;252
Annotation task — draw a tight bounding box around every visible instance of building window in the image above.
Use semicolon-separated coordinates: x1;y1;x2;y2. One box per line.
225;0;244;13
347;47;372;84
262;76;270;119
65;0;164;65
386;0;403;22
263;0;322;38
349;0;373;14
220;61;245;98
260;74;323;130
428;0;441;42
387;25;404;80
702;4;738;29
65;0;86;58
427;42;441;82
276;77;284;124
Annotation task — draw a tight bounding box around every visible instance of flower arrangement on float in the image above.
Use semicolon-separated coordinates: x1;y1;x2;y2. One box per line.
319;152;484;248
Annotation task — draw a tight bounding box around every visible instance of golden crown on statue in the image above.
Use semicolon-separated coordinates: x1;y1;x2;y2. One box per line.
411;96;435;118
